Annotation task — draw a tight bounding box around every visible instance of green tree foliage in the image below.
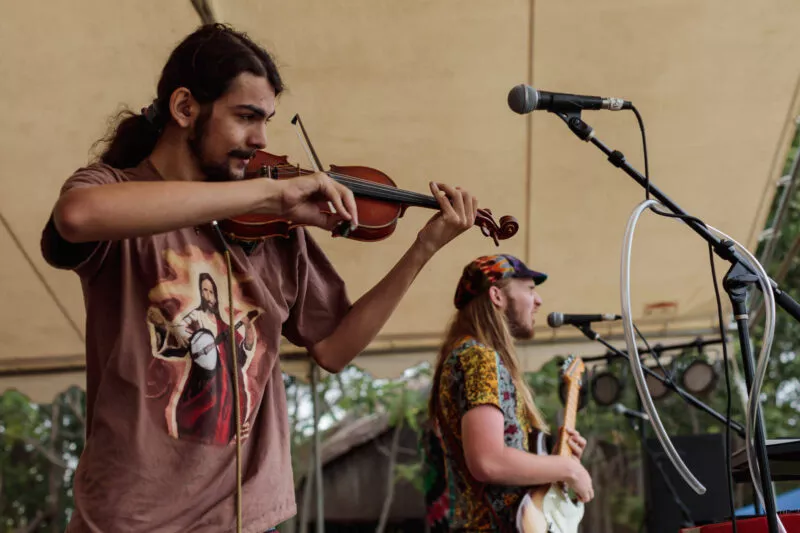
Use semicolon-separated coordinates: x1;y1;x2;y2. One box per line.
0;387;84;533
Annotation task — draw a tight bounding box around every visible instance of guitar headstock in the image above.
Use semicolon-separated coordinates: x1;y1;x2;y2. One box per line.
560;355;586;389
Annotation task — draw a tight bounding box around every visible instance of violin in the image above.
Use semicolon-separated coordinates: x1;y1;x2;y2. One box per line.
216;115;519;247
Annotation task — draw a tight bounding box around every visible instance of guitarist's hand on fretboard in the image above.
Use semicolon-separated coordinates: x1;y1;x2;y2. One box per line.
564;428;587;461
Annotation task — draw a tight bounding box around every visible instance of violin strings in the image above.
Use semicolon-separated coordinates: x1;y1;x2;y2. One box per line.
270;166;439;206
270;167;420;199
331;175;438;205
266;164;498;222
269;166;422;199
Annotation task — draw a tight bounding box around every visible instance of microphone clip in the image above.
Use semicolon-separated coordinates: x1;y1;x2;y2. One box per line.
555;111;595;142
576;323;599;341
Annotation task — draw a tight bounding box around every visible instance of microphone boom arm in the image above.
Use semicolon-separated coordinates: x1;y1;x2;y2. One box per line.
552;110;800;323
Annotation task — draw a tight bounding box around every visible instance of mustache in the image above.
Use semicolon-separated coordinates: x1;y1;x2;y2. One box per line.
229;149;256;159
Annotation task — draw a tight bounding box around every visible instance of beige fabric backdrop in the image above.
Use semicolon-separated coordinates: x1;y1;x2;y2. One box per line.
1;0;799;400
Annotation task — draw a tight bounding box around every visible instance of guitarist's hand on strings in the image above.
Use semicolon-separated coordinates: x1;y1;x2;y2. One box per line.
564;459;594;503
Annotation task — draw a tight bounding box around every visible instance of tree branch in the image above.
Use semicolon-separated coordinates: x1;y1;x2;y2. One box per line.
288;383;301;435
13;509;53;533
374;441;418;458
751;232;800;327
299;441;316;533
65;390;85;428
319;381;340;423
48;404;62;533
376;418;404;533
11;436;68;469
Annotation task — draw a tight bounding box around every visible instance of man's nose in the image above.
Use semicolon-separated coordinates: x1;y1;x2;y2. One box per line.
250;124;267;150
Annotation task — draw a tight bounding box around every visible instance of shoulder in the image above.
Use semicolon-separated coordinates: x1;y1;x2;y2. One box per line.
441;337;500;382
60;161;140;193
450;337;499;367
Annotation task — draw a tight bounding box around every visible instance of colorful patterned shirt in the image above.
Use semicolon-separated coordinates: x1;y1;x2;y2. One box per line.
430;337;543;531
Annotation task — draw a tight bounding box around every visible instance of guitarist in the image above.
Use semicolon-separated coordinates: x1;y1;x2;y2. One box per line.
425;254;594;531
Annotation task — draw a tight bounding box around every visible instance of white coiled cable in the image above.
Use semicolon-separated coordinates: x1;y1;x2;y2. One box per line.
620;199;706;495
619;199;785;532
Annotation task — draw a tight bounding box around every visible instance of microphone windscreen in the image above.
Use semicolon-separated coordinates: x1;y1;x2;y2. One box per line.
546;312;563;328
508;84;537;114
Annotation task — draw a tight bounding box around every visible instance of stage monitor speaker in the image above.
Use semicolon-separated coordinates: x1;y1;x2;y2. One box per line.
645;433;731;533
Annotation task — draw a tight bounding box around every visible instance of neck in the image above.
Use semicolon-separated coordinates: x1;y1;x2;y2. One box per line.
148;126;205;182
556;382;579;457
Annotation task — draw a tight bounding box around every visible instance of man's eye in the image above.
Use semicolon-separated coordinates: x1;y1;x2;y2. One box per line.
240;114;255;120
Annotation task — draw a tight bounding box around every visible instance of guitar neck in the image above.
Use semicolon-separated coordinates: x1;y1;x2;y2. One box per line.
555;380;580;458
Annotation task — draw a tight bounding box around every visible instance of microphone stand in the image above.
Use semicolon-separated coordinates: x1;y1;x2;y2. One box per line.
553;109;782;533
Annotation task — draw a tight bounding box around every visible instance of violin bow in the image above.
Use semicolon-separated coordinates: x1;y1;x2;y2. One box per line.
291;114;353;237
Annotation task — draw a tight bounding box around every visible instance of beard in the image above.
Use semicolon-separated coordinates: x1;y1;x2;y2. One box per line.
188;108;252;183
505;299;534;340
200;298;220;315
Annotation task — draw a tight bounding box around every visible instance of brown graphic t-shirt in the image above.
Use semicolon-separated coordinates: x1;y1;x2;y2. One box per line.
41;159;351;532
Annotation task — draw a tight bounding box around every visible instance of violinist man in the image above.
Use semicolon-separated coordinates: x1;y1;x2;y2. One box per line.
41;23;479;533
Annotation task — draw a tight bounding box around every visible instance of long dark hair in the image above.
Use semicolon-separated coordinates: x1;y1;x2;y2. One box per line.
96;23;284;169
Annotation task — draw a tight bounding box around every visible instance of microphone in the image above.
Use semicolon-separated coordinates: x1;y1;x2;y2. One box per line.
546;312;621;328
613;403;650;422
508;84;632;114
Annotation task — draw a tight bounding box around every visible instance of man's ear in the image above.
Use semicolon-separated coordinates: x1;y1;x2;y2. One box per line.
168;87;200;128
488;285;505;308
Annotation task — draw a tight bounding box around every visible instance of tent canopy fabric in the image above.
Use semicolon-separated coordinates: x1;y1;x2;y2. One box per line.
2;0;800;400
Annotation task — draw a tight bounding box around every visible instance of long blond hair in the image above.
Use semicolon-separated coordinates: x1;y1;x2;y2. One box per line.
428;279;549;433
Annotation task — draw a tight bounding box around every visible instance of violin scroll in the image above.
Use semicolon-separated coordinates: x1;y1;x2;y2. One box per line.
498;215;520;240
474;208;519;247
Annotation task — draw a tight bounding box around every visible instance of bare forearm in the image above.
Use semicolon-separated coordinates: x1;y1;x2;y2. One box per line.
311;238;436;372
54;178;278;243
473;447;576;487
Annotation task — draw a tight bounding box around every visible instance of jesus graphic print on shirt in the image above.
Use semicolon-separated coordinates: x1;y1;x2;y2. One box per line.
144;245;265;446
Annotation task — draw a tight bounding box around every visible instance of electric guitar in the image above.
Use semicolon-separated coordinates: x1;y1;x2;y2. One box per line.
516;355;586;533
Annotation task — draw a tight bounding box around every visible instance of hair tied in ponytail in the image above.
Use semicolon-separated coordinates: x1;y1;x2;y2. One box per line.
98;23;283;169
141;100;161;128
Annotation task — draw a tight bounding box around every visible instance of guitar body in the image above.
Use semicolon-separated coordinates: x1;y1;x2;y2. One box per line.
516;484;584;533
516;355;587;533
